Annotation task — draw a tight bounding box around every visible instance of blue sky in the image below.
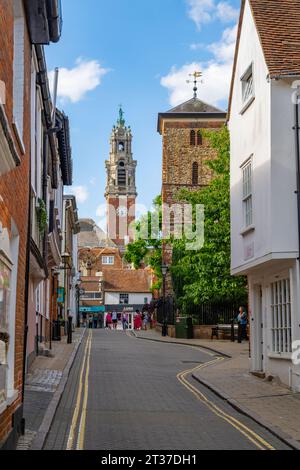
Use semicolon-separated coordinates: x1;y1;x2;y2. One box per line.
45;0;240;228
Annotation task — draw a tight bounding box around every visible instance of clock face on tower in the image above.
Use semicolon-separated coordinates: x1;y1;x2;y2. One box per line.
116;206;128;217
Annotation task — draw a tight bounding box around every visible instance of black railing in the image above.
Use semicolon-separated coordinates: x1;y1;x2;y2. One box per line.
183;301;245;325
156;297;176;326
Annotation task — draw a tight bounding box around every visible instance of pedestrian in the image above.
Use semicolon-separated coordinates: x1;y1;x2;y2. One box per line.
98;312;104;329
122;312;128;331
106;312;112;330
93;312;98;329
143;311;148;331
134;310;142;330
112;311;118;330
88;313;93;329
237;306;248;342
82;311;87;328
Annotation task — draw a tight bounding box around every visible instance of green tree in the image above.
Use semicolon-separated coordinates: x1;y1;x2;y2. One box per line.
172;126;247;307
124;196;163;290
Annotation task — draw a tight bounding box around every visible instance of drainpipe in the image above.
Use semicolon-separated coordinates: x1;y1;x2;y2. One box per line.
294;96;300;263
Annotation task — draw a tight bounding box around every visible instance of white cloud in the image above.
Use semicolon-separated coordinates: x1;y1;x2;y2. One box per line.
207;24;237;62
161;24;237;107
186;0;238;30
187;0;215;30
49;58;109;103
69;185;89;204
216;1;239;22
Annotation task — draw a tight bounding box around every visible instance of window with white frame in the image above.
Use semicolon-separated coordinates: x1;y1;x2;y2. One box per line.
242;159;253;228
0;257;11;405
102;256;115;265
271;279;292;354
241;64;254;105
120;293;129;305
81;292;102;300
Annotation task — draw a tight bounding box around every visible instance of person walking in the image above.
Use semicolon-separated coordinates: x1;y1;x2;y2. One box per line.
82;311;87;328
143;311;148;331
237;306;248;343
98;312;104;329
134;310;142;330
122;312;128;331
93;312;98;329
106;312;112;330
112;311;118;330
88;313;93;329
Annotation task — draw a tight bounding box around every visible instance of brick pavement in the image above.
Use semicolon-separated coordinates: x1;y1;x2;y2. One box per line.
135;330;300;446
16;329;83;450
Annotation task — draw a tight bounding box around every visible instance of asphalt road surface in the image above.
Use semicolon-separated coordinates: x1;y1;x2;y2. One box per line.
44;329;290;451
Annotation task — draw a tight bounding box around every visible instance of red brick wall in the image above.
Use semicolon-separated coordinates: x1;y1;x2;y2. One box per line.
0;0;31;444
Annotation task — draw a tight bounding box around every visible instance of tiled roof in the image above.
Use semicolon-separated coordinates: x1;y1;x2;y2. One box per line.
228;0;300;119
104;269;151;293
249;0;300;78
166;98;224;114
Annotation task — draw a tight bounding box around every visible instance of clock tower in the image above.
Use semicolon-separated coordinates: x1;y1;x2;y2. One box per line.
105;107;137;249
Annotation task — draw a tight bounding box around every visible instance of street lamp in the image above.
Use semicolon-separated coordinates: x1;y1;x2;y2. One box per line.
161;264;168;337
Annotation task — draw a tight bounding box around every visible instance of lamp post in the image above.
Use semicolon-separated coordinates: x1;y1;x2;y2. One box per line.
161;264;168;337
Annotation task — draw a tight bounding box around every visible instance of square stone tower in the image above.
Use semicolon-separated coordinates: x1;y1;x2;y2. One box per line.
158;96;227;293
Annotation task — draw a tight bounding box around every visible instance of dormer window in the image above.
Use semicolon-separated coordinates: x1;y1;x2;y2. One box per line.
241;64;254;109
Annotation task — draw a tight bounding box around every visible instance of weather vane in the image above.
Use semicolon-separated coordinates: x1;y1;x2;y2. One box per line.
187;71;203;99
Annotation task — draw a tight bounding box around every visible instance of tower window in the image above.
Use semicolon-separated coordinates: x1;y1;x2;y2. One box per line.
118;167;126;186
197;131;203;146
118;142;125;152
190;130;196;146
192;162;199;185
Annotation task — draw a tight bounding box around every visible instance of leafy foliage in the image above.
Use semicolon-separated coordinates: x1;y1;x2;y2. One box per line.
124;127;247;305
36;198;48;235
172;127;247;306
124;196;163;290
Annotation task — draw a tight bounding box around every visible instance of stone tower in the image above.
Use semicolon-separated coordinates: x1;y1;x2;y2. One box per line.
105;107;137;249
157;95;227;293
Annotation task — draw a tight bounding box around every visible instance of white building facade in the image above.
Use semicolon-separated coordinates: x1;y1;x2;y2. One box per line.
229;0;300;390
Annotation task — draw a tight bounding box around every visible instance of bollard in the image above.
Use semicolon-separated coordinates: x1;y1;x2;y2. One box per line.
67;316;73;344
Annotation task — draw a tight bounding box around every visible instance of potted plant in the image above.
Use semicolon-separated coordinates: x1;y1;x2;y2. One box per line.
36;198;48;235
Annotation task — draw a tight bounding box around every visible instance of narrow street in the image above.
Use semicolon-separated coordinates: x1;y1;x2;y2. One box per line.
44;330;290;451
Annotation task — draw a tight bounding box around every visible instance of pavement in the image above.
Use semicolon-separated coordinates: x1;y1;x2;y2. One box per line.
134;329;300;449
17;328;85;450
43;330;290;450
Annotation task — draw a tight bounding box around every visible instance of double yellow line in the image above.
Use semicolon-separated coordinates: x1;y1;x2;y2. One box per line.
177;357;276;451
66;330;92;451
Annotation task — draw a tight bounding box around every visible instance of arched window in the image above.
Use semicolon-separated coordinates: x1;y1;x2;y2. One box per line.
118;163;126;186
192;162;199;186
197;130;203;146
118;142;125;152
190;130;196;146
